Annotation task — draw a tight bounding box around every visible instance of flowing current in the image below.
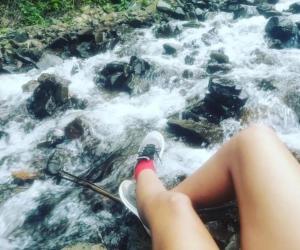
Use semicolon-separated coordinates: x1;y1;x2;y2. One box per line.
1;1;300;249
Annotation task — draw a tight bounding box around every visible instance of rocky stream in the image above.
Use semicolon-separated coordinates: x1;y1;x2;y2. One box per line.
1;0;300;249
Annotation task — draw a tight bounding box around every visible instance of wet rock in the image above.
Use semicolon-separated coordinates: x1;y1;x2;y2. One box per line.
157;0;186;20
257;3;281;18
195;8;206;21
62;243;107;250
182;69;194;79
183;77;247;123
207;50;232;74
265;16;298;49
233;5;258;19
11;170;39;185
288;2;300;13
37;129;65;148
11;30;29;43
37;53;64;70
95;57;150;93
64;118;88;140
129;56;150;76
154;22;182;38
185;55;196;65
167;118;224;144
75;42;97;58
257;78;277;91
66;96;88;110
22;80;39;92
95;61;133;92
0;131;9;140
210;50;229;64
26;73;70;119
163;43;178;55
284;86;300;121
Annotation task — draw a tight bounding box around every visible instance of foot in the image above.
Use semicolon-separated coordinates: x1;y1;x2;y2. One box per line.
118;131;165;235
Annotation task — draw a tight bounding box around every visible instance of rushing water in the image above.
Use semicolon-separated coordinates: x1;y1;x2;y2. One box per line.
1;2;300;249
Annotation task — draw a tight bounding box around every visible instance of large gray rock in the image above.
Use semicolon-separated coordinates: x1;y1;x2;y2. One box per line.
94;56;150;93
167;118;224;144
183;76;247;123
288;2;300;13
157;0;186;20
265;16;298;49
207;50;232;74
27;74;70;119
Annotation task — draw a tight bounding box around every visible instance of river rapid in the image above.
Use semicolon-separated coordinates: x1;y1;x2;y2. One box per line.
0;1;300;249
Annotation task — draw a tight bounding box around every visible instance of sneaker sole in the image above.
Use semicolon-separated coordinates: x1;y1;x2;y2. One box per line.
119;180;151;235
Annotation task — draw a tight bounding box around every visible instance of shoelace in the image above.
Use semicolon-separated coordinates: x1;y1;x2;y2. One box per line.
137;144;161;163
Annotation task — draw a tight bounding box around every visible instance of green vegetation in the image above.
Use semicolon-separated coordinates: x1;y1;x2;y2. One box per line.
1;0;150;27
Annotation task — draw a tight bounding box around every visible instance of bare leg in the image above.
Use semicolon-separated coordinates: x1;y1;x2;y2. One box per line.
173;124;300;249
136;170;219;250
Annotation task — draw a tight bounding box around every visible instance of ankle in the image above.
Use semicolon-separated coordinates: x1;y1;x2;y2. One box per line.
134;159;155;180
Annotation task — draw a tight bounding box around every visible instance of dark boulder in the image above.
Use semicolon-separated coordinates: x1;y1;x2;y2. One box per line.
288;2;300;13
64;118;88;140
95;57;150;93
26;73;70;119
265;16;298;48
207;50;232;74
95;62;133;92
257;4;282;18
154;22;182;38
233;5;258;19
163;43;177;55
185;55;196;65
183;77;247;123
156;0;186;20
0;131;9;140
182;69;194;79
257;78;277;91
37;129;65;148
129;56;150;76
167;118;223;145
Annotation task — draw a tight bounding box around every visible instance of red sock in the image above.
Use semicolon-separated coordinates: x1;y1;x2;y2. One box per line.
134;159;155;180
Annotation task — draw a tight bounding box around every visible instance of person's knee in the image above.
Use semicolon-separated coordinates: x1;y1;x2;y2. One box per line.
236;124;275;148
159;192;192;214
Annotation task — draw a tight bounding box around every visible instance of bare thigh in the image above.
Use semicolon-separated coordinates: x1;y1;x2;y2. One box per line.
232;127;300;250
174;125;300;250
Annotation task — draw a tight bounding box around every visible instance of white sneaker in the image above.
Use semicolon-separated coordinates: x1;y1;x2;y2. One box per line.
118;131;165;235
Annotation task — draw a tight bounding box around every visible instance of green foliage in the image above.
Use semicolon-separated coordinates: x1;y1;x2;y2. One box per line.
6;0;150;26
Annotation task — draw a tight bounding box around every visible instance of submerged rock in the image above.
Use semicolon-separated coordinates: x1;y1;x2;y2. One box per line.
26;74;69;119
207;50;232;74
153;22;182;38
288;2;300;14
64;118;88;140
37;129;65;148
233;5;258;20
94;61;133;92
163;43;178;55
265;16;298;48
95;56;151;93
168;118;224;144
257;3;281;18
